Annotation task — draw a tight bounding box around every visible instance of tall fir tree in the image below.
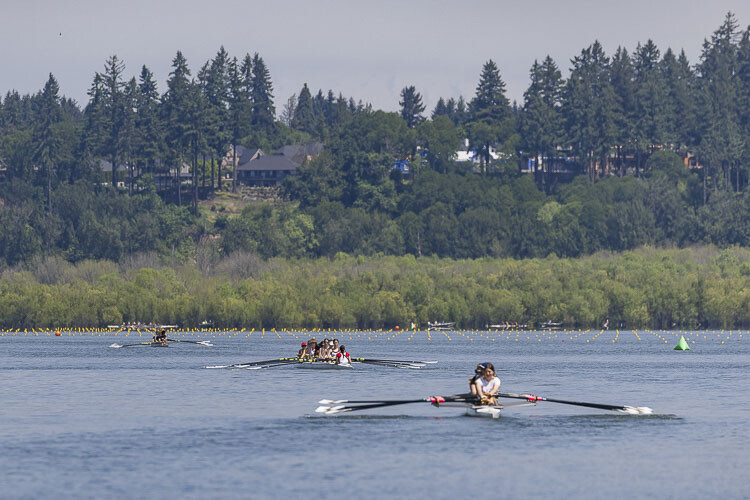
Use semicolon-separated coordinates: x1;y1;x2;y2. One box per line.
399;85;426;128
100;55;127;187
293;83;315;134
470;60;511;124
250;53;275;133
134;65;163;178
563;41;618;181
162;51;192;206
33;73;62;213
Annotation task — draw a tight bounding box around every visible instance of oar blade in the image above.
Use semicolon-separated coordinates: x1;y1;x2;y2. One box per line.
618;406;653;415
109;343;123;348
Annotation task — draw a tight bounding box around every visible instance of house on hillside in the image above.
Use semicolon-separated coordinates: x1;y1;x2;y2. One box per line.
235;142;323;187
455;138;500;165
224;145;264;170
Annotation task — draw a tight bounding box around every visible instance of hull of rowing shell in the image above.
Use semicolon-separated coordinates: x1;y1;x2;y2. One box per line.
294;362;353;369
464;405;503;419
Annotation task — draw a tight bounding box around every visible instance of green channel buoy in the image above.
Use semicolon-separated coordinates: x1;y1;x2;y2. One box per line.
674;335;690;351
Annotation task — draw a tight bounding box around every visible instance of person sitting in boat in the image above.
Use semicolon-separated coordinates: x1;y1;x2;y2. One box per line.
330;339;340;359
297;342;307;358
300;338;317;359
473;362;500;405
336;345;351;366
468;363;487;395
153;329;168;347
319;339;331;359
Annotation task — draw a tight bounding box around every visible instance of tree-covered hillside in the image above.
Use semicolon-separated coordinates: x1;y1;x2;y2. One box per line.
1;13;749;267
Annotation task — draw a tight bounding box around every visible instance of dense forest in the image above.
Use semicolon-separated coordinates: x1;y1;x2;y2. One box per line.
1;14;750;327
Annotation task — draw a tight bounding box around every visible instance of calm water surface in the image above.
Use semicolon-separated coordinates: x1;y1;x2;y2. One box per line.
1;329;748;499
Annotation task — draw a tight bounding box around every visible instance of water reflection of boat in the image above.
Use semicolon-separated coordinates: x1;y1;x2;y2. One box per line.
539;320;563;330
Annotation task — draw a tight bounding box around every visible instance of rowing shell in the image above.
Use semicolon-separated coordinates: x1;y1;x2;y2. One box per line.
440;401;537;419
295;361;353;370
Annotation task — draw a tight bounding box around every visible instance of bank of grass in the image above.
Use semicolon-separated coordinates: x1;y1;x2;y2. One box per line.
1;245;749;329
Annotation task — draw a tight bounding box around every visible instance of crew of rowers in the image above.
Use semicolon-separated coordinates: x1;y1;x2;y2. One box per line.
297;337;351;366
151;329;169;347
469;362;501;405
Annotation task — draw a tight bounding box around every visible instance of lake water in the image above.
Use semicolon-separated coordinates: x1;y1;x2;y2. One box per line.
1;328;748;499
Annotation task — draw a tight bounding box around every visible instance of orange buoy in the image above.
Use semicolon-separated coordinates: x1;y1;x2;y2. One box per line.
54;331;62;336
395;325;400;331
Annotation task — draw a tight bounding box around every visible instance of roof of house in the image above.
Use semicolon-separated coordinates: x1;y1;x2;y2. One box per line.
236;142;323;172
232;145;264;165
236;154;299;172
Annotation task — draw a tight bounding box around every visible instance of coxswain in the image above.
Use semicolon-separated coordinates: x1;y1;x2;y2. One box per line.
153;329;168;346
473;362;500;405
335;345;351;367
297;342;307;358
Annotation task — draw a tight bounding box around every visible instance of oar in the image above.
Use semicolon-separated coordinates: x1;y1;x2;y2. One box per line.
166;338;213;346
316;393;476;415
356;360;426;369
497;392;653;415
205;358;301;369
109;342;161;348
352;358;437;365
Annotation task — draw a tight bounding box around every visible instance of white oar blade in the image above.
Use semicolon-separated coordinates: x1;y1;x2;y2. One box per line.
619;406;653;415
318;399;347;404
315;405;348;415
204;365;231;369
109;344;123;348
197;341;213;346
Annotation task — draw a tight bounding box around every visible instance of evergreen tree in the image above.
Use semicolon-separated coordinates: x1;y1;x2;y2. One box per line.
32;73;62;212
470;60;511;123
432;97;448;119
399;85;426;128
162;51;192;206
134;65;163;179
521;56;563;186
250;53;275;133
293;83;315;134
563;41;618;181
661;49;698;152
696;12;743;199
610;47;636;176
204;47;230;191
100;55;127;187
632;40;669;172
227;56;249;189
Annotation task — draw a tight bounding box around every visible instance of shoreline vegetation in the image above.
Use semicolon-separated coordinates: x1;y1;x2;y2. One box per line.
1;245;748;330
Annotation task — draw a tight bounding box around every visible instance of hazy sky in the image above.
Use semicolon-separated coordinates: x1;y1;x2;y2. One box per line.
2;0;749;114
